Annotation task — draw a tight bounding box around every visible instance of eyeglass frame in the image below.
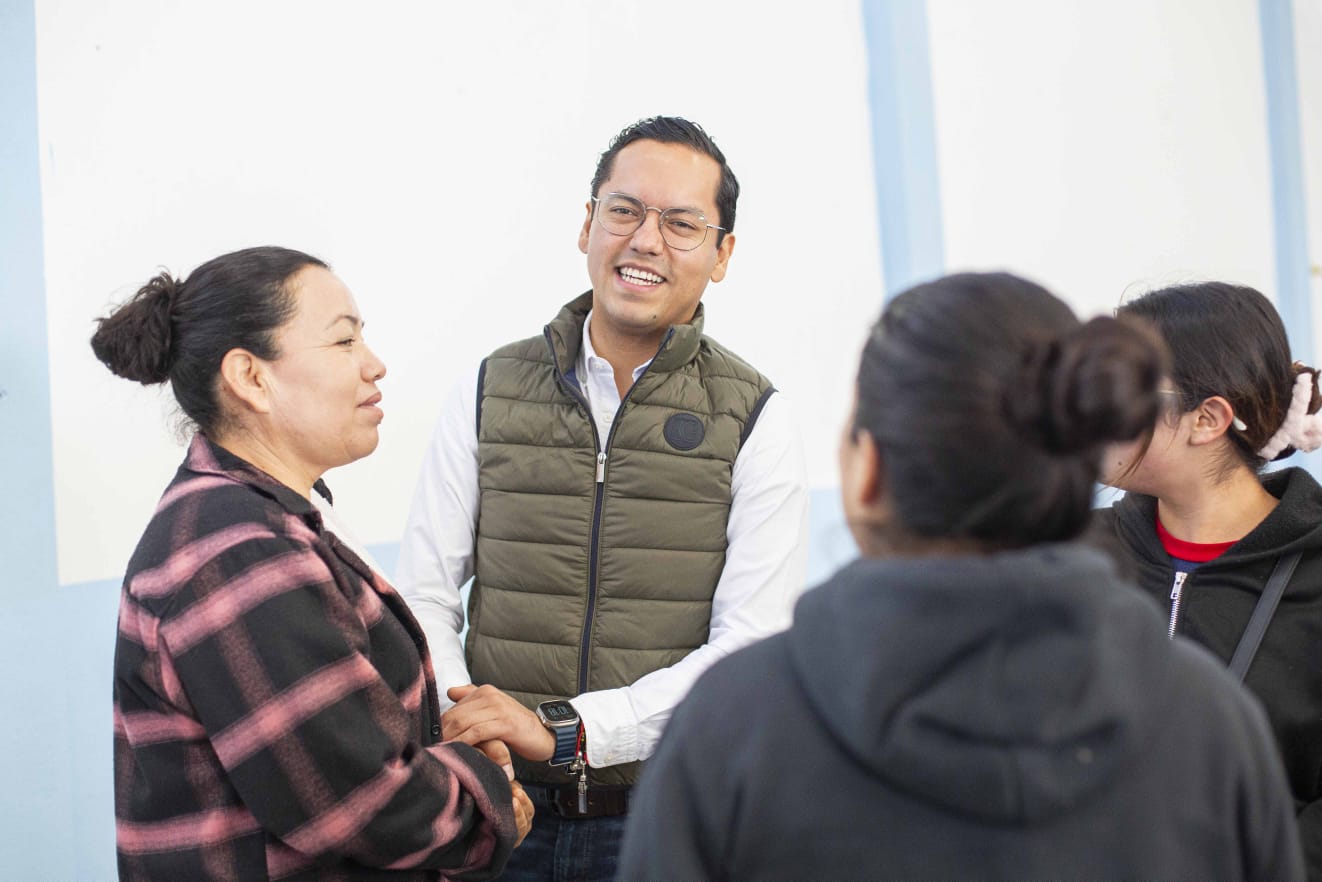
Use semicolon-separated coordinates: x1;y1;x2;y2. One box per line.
1158;387;1248;431
589;192;727;251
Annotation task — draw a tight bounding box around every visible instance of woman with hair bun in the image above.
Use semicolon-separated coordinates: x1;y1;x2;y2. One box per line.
618;272;1301;880
1096;280;1322;877
93;246;531;881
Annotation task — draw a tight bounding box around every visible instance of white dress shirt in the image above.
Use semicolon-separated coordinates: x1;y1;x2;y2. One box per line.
313;492;388;577
397;311;809;768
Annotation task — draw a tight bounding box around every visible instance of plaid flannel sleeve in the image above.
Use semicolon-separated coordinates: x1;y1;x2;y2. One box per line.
138;524;517;878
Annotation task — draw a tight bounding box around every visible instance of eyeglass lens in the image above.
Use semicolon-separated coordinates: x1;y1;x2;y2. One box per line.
596;194;710;250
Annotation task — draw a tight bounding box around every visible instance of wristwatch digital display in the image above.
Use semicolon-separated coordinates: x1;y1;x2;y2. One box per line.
536;699;581;766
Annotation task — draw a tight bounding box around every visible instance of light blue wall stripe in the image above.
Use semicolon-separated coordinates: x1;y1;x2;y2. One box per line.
1259;0;1313;361
0;0;58;591
1258;0;1319;474
861;0;945;300
0;3;114;877
0;578;118;879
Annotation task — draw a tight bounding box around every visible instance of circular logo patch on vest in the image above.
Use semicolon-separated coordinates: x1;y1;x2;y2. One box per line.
663;413;706;451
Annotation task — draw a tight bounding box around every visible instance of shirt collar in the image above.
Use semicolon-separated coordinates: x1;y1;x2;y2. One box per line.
183;434;324;523
579;309;653;382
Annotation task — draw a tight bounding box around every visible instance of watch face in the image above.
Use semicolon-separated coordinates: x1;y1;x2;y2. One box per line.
539;700;577;724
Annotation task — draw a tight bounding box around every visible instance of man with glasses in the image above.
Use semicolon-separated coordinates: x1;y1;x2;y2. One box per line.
397;116;809;880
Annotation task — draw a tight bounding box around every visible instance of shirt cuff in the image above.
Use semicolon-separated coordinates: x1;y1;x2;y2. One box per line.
568;688;639;768
430;654;472;714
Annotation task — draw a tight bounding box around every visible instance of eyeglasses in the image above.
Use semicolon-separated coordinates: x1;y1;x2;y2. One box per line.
1157;388;1186;412
1159;388;1248;431
591;192;726;251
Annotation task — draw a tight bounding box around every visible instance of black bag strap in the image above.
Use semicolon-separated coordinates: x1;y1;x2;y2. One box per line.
1228;551;1302;682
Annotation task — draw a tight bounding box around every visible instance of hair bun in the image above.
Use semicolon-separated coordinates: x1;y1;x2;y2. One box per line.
1293;363;1322;416
90;272;182;385
1259;366;1322;460
1007;316;1166;454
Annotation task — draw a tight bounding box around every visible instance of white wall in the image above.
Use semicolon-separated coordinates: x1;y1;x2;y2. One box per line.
927;0;1276;309
39;0;884;584
42;2;1318;588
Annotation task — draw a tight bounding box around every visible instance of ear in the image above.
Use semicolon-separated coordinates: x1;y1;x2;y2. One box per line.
218;348;274;415
840;426;886;512
578;200;594;255
857;429;885;504
708;232;736;284
1189;395;1237;447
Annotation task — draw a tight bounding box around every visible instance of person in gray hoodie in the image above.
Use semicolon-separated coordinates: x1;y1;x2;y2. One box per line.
618;272;1303;881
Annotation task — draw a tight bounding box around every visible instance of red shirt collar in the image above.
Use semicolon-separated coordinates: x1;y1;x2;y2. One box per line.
1155;515;1235;563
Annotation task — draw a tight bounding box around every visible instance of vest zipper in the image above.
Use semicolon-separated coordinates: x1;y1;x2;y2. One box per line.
1167;570;1188;638
547;325;675;697
582;452;607;695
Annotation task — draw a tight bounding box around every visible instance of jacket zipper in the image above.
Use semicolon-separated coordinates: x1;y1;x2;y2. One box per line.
582;449;608;695
1167;570;1188;638
545;326;674;696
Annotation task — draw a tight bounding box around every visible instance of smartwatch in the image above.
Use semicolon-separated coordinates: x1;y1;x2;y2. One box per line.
535;699;581;766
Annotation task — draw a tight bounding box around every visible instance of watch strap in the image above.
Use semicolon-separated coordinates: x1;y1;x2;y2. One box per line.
549;721;579;766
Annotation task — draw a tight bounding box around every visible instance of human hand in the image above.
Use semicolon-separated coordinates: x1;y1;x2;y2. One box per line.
510;780;534;847
443;684;556;762
474;739;515;781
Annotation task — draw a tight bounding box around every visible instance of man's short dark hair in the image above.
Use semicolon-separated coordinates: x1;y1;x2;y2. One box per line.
590;116;739;246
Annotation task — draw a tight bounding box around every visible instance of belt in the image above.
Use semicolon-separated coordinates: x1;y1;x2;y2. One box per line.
529;783;631;819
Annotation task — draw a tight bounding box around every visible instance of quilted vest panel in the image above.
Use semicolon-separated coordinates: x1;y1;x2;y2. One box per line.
468;293;772;786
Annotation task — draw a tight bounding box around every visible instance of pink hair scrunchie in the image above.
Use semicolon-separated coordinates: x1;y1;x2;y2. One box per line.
1257;372;1322;460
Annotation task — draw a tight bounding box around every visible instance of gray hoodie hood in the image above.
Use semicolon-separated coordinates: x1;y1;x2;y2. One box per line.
787;544;1171;824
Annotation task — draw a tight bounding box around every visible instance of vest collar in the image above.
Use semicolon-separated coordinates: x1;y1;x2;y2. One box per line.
544;291;705;376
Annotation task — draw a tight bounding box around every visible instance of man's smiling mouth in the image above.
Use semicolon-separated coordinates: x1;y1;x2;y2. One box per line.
618;266;665;286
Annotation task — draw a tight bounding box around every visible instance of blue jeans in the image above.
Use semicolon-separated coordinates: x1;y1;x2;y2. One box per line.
499;786;628;882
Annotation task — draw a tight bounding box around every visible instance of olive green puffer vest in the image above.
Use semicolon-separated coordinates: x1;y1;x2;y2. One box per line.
468;292;774;786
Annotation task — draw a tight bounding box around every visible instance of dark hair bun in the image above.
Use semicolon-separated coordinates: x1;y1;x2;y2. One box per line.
90;272;181;385
1007;316;1166;454
1293;363;1322;417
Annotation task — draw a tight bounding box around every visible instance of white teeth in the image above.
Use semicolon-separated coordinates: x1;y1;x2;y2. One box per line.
619;267;664;285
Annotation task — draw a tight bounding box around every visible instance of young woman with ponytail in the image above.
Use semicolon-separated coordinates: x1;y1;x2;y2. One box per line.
619;272;1302;880
1097;280;1322;877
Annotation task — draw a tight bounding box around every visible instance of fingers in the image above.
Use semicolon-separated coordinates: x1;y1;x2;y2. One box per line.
443;716;509;747
441;685;505;742
476;738;512;766
475;739;514;780
446;683;478;703
511;781;534;847
441;685;558;761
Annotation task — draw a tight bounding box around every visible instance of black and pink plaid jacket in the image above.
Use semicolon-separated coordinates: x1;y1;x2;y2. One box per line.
113;435;517;881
